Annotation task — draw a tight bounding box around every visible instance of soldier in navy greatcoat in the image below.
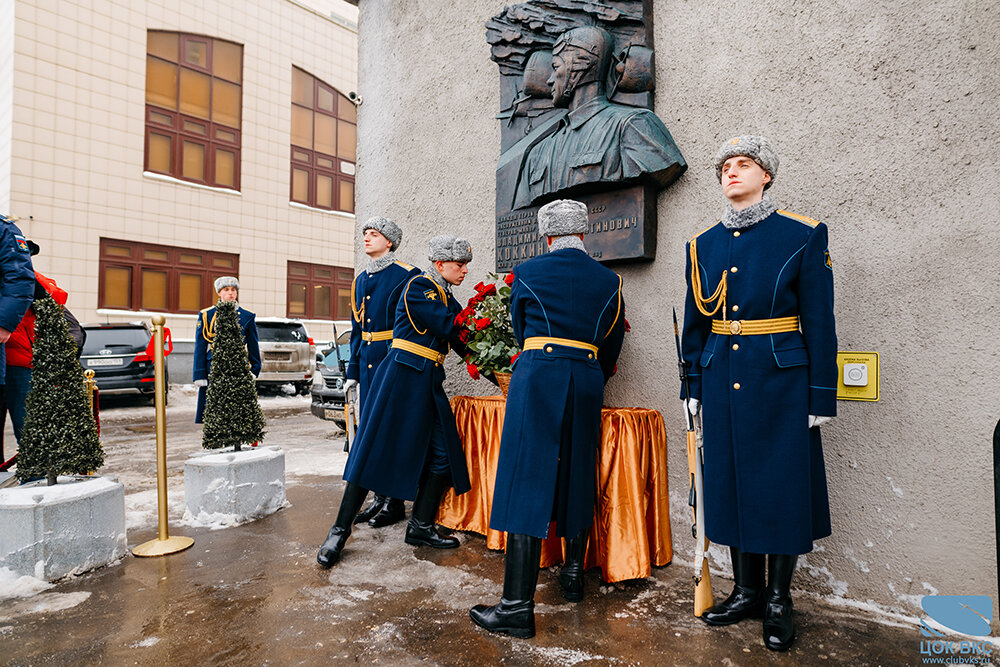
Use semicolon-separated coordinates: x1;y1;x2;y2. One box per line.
470;200;625;639
193;277;261;423
681;136;837;651
0;214;36;461
345;216;420;528
317;235;473;568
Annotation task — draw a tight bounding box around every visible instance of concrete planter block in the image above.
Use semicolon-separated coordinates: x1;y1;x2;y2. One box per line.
184;446;285;526
0;476;128;581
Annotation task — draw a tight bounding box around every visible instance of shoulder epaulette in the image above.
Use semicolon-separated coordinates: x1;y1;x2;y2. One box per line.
688;221;720;244
776;209;821;228
394;260;415;270
412;273;438;288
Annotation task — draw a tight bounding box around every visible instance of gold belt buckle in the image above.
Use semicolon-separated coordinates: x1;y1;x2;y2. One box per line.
729;320;742;335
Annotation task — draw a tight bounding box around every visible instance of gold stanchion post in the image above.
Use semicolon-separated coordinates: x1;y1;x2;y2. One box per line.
133;314;194;557
83;369;96;412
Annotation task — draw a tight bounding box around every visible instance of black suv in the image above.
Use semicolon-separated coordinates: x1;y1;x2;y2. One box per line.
310;330;350;429
80;323;165;402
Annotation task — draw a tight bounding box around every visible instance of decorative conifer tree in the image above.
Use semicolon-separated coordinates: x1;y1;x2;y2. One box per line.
16;295;102;485
202;299;265;451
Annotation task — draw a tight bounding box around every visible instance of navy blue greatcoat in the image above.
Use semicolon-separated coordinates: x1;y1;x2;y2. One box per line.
193;304;262;423
346;260;420;417
489;248;625;540
342;273;471;500
682;209;838;555
0;217;35;385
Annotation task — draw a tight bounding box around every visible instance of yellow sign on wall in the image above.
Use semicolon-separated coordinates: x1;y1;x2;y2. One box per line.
836;351;879;401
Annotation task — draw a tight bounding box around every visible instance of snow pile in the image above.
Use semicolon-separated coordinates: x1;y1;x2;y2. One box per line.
0;567;53;600
0;475;121;504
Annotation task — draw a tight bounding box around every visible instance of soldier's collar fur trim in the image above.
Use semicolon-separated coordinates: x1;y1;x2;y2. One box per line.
426;268;452;293
366;252;397;274
722;195;777;229
548;236;587;253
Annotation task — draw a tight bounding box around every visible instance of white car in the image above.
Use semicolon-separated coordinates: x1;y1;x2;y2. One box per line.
255;317;316;394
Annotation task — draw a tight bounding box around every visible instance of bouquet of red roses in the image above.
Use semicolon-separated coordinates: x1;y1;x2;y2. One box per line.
454;272;520;380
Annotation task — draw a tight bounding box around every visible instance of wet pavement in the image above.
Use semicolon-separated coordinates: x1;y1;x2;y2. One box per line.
0;388;934;665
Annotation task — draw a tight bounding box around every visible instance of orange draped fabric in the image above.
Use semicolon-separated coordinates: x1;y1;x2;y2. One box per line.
437;395;672;583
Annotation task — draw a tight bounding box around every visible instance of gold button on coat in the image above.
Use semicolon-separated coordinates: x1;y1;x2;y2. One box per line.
732;305;739;312
367;364;372;368
732;343;739;351
545;346;552;353
730;266;738;273
733;231;741;237
733;382;741;390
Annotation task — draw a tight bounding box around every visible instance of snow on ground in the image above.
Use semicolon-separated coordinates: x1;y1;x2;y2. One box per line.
283;441;348;477
0;568;92;621
308;531;502;613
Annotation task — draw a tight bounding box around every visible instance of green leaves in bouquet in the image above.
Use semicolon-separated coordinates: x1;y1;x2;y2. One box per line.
456;272;520;379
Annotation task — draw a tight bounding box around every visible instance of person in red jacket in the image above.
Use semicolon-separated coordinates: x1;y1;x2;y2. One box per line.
2;240;82;453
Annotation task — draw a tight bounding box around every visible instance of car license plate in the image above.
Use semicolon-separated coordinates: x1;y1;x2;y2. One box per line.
265;352;291;361
324;408;343;420
88;358;124;367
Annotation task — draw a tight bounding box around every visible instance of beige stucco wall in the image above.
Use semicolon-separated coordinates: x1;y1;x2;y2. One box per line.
355;0;1000;625
3;0;358;341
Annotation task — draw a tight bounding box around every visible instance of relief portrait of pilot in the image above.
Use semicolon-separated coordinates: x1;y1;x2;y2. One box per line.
513;26;686;210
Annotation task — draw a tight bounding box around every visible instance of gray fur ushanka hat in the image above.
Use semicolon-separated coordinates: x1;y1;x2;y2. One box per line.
428;235;473;263
537;199;588;237
714;135;779;189
362;216;403;250
214;276;239;292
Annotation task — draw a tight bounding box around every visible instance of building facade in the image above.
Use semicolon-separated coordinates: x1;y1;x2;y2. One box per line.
0;0;360;346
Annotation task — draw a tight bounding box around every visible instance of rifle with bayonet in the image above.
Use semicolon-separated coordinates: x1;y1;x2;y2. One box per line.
331;323;357;453
673;307;714;616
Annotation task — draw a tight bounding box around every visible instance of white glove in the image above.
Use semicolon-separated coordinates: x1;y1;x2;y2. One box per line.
808;415;832;428
343;379;358;392
194;379;208;387
685;398;700;416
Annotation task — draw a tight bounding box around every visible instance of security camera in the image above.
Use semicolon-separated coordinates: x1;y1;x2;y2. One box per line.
348;91;363;106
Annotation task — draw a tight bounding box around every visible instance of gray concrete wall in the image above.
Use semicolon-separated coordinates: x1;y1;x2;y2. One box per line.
355;0;1000;625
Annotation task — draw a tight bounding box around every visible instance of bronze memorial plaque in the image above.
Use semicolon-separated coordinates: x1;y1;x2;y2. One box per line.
487;0;686;270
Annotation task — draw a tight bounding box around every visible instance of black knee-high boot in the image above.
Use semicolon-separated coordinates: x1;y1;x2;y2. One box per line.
317;482;369;567
763;554;798;651
354;493;386;524
369;497;406;528
701;546;766;625
404;472;459;548
470;533;542;638
558;528;589;602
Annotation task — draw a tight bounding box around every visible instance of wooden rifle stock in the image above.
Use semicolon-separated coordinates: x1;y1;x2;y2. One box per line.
687;427;713;616
674;307;713;616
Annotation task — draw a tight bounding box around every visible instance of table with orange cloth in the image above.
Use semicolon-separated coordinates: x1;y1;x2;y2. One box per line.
436;395;672;583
